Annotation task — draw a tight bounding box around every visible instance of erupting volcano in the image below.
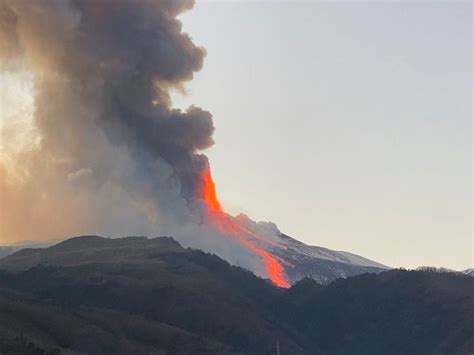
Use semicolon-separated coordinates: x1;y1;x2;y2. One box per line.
0;0;388;291
199;164;290;288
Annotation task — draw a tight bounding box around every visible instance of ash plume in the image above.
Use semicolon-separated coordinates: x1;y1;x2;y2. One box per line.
0;1;215;243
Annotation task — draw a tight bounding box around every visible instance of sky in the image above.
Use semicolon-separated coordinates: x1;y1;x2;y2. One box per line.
171;0;472;270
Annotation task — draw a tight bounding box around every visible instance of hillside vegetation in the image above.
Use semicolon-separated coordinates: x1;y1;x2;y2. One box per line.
0;236;472;354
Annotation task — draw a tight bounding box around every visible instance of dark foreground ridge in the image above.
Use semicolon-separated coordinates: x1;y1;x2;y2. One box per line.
0;236;472;354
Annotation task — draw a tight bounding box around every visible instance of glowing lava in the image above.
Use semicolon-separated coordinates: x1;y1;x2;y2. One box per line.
199;164;290;288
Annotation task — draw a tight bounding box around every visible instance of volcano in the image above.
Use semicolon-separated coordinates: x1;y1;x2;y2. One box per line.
194;164;387;286
0;0;387;289
0;166;387;287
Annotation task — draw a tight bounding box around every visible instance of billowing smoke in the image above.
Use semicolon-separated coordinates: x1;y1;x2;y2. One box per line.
0;0;203;238
0;0;287;281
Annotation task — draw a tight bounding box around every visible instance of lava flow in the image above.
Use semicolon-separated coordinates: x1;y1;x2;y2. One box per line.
199;164;290;288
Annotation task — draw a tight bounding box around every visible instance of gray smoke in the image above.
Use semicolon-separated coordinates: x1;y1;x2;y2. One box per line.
0;0;211;240
0;0;276;276
2;0;215;192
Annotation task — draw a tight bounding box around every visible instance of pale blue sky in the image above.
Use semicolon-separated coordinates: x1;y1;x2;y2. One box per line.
171;1;472;269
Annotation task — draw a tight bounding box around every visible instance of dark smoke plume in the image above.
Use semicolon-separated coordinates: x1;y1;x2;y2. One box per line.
0;0;217;240
3;0;214;191
0;0;274;276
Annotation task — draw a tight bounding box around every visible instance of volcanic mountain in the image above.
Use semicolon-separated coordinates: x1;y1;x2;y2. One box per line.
0;0;386;290
0;166;387;287
0;232;386;286
191;165;388;286
0;236;472;354
271;232;387;284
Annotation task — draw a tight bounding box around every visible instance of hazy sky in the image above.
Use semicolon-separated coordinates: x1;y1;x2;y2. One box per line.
171;1;472;270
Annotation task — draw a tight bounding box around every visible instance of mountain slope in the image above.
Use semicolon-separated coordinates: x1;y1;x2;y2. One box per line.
0;236;307;354
463;268;474;277
0;231;388;286
0;247;18;260
0;232;387;286
0;240;56;260
0;236;472;355
273;233;388;284
285;270;474;354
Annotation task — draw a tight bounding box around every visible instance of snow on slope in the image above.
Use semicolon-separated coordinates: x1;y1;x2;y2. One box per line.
260;233;390;285
279;233;388;269
463;268;474;277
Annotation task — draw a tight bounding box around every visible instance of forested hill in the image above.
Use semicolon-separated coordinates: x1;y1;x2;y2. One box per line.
0;236;472;354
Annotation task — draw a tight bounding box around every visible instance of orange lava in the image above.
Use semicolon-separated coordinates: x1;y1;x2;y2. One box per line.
199;164;290;288
201;164;224;213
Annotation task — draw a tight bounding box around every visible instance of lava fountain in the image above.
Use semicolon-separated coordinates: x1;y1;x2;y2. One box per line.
199;163;290;288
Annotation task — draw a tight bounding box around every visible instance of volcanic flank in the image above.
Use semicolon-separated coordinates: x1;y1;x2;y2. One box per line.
0;0;383;287
199;164;290;287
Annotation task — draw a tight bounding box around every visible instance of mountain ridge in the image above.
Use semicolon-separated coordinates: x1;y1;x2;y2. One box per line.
0;233;388;285
0;235;472;354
